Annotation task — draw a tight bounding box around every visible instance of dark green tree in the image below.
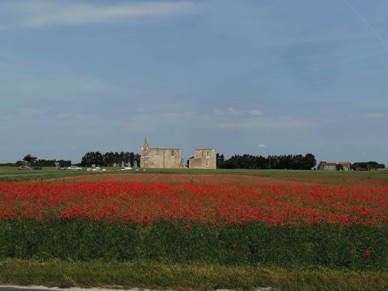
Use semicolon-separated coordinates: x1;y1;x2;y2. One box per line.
23;154;37;164
216;153;225;168
336;164;344;171
301;153;317;170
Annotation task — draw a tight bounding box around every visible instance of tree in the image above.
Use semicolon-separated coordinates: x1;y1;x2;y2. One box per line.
301;153;316;170
103;152;115;166
336;164;344;171
351;161;385;171
255;155;267;169
23;154;37;165
219;153;317;170
135;154;141;168
129;152;135;167
216;153;225;168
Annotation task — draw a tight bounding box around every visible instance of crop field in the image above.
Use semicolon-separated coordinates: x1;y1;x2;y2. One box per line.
0;168;387;290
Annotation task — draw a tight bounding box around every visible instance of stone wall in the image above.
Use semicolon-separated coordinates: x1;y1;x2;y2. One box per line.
189;149;217;169
140;138;184;169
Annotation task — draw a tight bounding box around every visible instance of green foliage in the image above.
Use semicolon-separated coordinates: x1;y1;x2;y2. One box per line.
219;153;317;170
336;164;344;171
0;219;386;271
80;151;140;167
352;161;386;171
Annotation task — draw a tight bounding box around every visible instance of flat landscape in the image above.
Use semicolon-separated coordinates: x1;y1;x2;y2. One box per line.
0;168;387;290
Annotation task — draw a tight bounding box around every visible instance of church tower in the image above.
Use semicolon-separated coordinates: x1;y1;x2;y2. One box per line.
140;137;149;168
142;137;149;151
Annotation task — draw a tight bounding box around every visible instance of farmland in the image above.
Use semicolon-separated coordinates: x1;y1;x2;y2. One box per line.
0;168;387;290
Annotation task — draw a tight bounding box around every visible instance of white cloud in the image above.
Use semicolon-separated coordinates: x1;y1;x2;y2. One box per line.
127;108;316;130
214;109;224;116
214;107;242;116
196;108;315;129
3;1;204;28
249;109;262;116
161;111;196;120
17;107;45;116
257;144;267;148
362;113;386;119
227;107;242;116
195;116;314;129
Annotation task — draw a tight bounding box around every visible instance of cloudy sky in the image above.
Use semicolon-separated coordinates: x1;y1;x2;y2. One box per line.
1;0;387;165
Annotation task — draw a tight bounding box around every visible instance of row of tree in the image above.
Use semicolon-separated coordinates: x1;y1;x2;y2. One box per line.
350;161;385;171
80;151;141;168
15;154;72;167
12;152;142;168
216;153;317;170
3;153;385;171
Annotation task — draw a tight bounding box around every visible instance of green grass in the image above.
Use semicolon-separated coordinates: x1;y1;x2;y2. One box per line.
0;219;387;290
1;166;388;183
1;220;386;269
1;259;387;290
0;166;122;182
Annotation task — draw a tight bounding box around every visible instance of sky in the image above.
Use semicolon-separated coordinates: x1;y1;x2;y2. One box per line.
1;0;387;166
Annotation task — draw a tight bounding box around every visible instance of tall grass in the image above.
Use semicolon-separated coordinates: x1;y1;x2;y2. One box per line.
0;219;386;270
1;259;387;290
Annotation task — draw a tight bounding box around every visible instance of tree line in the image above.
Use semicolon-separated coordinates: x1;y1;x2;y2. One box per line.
2;152;385;171
80;151;141;168
13;154;72;168
350;161;385;171
216;153;317;170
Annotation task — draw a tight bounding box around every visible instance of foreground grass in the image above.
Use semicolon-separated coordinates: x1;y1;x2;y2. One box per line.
1;259;387;290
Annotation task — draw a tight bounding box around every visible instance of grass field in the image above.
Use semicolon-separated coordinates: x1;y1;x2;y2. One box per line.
0;167;387;290
2;165;388;181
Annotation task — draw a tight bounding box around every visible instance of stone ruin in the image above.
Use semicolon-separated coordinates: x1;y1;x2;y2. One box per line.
140;138;216;169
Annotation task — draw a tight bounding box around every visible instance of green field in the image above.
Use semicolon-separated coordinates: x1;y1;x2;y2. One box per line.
1;165;388;181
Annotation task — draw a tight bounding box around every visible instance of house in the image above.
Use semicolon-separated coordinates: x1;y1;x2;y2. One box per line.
188;149;217;169
318;162;337;171
318;161;351;171
140;138;185;169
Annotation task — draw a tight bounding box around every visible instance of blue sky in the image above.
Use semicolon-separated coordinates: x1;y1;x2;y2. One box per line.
1;0;387;166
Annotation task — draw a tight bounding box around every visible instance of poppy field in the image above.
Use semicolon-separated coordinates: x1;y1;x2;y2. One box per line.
0;173;387;270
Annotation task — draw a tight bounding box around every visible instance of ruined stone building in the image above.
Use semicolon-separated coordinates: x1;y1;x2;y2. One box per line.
140;138;185;169
188;149;217;169
140;137;217;169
